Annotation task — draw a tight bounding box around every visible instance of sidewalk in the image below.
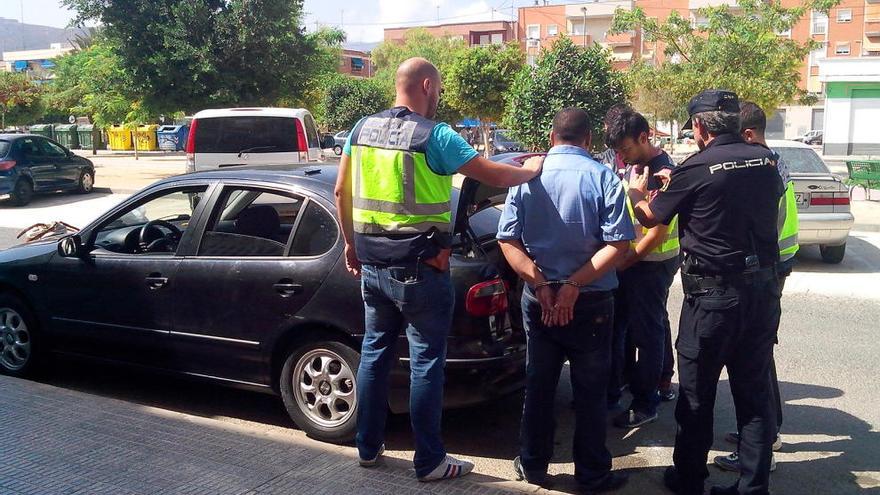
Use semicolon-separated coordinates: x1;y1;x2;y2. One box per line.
0;374;533;495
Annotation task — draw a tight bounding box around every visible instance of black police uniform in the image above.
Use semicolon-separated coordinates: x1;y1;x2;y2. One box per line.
649;126;784;493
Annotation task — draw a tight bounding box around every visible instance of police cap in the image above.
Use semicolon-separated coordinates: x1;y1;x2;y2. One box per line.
682;89;740;129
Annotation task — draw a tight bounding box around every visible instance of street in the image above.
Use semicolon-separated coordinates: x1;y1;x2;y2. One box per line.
1;154;879;494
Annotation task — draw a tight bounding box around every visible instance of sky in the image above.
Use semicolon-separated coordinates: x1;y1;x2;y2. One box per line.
0;0;526;43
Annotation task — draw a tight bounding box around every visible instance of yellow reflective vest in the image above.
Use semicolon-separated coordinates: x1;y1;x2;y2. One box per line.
622;180;680;262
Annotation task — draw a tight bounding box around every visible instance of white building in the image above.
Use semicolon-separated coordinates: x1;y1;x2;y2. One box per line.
819;57;880;156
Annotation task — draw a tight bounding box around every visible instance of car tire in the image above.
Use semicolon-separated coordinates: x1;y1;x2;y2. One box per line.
0;293;43;377
333;145;343;156
280;339;360;443
820;243;846;264
76;170;95;194
9;179;34;206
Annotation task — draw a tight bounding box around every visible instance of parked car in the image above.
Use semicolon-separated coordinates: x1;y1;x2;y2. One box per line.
332;130;349;156
769;140;854;263
491;129;523;154
792;130;823;145
0;133;95;206
185;108;336;172
0;159;526;443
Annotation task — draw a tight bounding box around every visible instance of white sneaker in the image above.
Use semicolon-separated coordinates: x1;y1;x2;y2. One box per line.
418;454;475;482
359;444;385;467
714;451;777;472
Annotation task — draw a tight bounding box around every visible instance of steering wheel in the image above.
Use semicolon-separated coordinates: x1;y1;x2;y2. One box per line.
138;219;183;253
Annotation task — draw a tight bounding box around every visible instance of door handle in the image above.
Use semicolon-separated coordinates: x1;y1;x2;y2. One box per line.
273;282;303;297
146;274;169;290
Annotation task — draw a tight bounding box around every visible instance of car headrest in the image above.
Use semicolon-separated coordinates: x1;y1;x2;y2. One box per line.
235;205;280;239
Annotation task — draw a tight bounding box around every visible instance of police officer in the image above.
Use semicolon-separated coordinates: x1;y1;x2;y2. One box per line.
626;90;784;495
334;57;541;482
714;101;799;473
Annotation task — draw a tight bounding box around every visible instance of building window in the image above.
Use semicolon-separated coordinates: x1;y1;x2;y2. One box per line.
527;24;540;40
690;14;709;28
527;54;536;66
835;42;851;55
479;34;491;45
572;21;586;36
809;42;827;65
547;24;558;36
811;11;828;35
776;27;792;37
491;33;503;44
836;9;852;23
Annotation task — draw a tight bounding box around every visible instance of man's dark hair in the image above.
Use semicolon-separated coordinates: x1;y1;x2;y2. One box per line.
693;111;740;135
606;109;650;148
603;103;631;128
739;101;766;134
552;107;592;143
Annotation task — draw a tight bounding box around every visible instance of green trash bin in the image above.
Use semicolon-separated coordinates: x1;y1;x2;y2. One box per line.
55;124;80;149
77;125;101;150
30;124;55;140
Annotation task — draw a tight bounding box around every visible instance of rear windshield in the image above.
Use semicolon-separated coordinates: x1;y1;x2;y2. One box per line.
0;140;10;156
775;147;829;174
194;116;301;153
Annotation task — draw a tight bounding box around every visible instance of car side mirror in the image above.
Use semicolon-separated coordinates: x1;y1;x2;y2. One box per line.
58;234;85;258
321;135;336;149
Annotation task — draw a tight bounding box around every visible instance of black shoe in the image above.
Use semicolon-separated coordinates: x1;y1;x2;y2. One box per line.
663;466;703;495
578;472;628;494
658;386;677;402
613;408;658;428
709;485;738;495
513;456;549;487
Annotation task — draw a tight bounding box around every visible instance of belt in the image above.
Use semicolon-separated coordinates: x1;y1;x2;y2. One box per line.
681;267;777;294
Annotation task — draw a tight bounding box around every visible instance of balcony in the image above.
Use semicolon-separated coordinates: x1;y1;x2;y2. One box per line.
565;1;632;19
689;0;738;9
604;31;634;46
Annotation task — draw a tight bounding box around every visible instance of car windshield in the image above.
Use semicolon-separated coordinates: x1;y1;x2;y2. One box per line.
775;146;830;174
194;116;301;153
0;140;9;156
495;131;513;142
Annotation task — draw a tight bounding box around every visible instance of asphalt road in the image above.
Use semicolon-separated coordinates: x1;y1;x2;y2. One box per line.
1;155;879;494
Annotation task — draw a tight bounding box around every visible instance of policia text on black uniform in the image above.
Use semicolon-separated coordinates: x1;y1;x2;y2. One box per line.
627;90;784;495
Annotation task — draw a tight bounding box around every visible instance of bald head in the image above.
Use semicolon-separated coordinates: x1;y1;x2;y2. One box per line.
394;57;442;119
396;57;440;91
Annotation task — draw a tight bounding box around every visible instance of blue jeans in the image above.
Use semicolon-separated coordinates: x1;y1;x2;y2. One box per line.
356;262;454;478
519;287;614;485
610;257;678;415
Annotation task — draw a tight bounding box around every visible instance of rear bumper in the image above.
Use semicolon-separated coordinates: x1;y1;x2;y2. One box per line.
0;175;15;195
388;349;526;413
798;212;854;246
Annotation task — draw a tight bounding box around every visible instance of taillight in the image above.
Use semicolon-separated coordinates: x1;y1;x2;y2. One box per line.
466;279;509;317
810;192;850;206
0;160;16;171
185;118;198;154
295;119;308;153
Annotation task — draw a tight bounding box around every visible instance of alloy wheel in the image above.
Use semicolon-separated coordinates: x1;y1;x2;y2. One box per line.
292;348;356;429
0;308;31;371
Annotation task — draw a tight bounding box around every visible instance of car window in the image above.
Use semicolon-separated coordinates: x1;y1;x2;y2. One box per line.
290;201;338;256
0;140;10;156
19;138;43;158
193;116;302;153
199;187;304;257
775;147;830;174
39;139;67;157
94;186;208;255
304;114;320;149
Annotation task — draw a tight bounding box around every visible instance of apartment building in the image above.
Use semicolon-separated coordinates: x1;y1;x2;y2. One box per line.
1;43;73;81
338;49;375;78
518;1;640;69
384;20;517;47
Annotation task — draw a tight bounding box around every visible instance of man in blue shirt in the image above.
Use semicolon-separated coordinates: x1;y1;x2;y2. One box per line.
497;107;634;492
335;58;541;483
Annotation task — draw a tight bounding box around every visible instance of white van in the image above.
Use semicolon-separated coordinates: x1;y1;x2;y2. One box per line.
185;108;333;172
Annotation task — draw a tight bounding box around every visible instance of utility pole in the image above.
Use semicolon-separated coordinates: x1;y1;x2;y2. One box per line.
581;6;588;47
436;5;440;24
341;9;344;31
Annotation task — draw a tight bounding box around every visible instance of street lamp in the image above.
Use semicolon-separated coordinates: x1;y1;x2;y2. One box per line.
581;6;588;47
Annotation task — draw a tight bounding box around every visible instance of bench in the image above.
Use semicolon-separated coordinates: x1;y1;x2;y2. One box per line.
846;160;880;200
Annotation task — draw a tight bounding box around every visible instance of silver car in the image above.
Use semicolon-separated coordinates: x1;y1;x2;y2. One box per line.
769;140;854;264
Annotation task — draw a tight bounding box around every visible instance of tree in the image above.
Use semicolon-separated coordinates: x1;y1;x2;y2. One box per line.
0;73;44;128
371;29;468;123
626;62;688;151
62;0;342;113
320;75;391;132
502;37;628;152
611;0;841;114
446;43;523;157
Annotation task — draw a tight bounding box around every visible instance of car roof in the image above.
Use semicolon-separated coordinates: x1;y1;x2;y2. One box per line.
161;164;340;199
192;107;313;119
0;133;40;140
767;139;814;149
